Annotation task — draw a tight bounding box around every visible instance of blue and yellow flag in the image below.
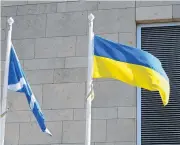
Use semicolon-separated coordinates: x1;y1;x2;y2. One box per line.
93;35;170;106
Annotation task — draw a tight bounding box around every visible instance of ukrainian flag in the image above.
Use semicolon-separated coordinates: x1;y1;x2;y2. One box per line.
93;35;170;106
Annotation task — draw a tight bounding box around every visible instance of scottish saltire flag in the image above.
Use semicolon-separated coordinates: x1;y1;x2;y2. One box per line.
8;44;52;135
93;35;170;106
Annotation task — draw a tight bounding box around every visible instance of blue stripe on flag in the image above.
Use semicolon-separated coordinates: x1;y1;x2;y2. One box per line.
8;45;52;136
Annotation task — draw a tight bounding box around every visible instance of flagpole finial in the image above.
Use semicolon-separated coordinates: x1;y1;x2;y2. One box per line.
7;17;14;26
88;13;95;22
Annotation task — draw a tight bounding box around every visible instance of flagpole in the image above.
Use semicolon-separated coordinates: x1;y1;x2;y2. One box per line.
1;17;14;145
85;13;95;145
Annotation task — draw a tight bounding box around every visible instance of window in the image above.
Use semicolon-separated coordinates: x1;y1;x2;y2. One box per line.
137;22;180;145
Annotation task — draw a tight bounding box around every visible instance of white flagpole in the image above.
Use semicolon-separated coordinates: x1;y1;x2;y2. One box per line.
85;13;95;145
0;17;14;145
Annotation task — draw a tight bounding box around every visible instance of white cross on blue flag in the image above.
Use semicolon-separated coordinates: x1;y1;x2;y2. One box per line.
8;44;52;136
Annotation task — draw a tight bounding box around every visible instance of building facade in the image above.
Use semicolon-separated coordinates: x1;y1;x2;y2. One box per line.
1;1;180;145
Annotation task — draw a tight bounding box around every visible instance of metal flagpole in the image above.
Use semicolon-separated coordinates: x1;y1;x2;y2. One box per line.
85;13;95;145
0;17;14;145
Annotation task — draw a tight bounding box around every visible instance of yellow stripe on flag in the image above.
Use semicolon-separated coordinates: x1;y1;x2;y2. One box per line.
93;56;170;106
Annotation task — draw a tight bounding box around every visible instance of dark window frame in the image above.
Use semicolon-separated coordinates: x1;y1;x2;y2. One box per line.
136;22;180;145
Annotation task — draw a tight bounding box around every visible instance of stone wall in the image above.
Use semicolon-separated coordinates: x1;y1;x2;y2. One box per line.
1;1;180;145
